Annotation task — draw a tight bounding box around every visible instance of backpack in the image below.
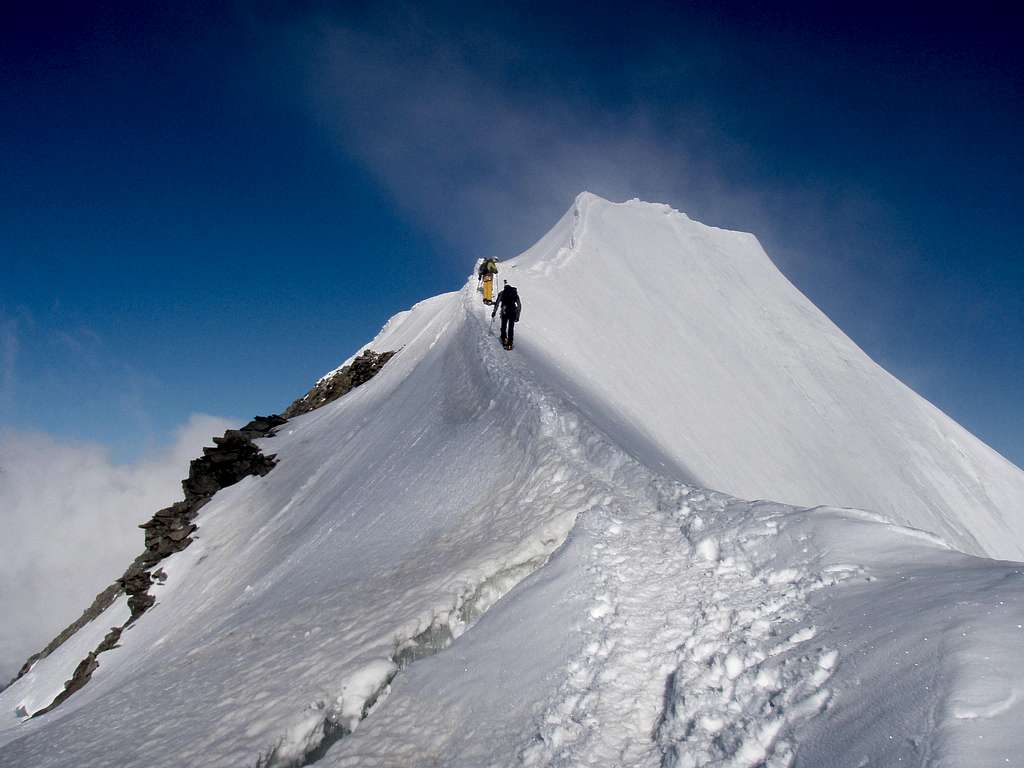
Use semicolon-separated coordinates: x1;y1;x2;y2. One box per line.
502;286;521;321
484;258;499;275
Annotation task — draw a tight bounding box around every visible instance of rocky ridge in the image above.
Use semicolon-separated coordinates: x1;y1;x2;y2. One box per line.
9;349;395;715
283;349;396;418
120;415;287;620
25;415;286;717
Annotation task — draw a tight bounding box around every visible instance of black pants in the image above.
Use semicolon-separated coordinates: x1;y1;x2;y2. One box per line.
500;314;516;346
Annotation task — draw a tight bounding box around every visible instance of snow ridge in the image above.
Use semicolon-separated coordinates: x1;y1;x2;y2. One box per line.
250;277;642;766
514;193;1024;561
3;194;1024;768
322;279;846;767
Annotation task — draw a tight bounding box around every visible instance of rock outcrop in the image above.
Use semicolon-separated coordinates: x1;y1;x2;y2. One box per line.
121;415;286;620
28;626;124;718
11;347;396;712
13;415;286;709
12;582;123;681
283;349;395;418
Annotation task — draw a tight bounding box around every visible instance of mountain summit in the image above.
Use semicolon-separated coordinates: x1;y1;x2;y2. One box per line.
2;194;1022;768
516;193;1024;559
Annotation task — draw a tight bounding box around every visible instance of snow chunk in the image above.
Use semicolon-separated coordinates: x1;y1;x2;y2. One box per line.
336;659;398;732
696;537;720;563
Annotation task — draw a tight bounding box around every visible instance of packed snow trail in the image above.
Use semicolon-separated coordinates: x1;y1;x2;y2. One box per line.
519;493;843;768
317;283;1024;768
322;291;847;767
0;287;593;766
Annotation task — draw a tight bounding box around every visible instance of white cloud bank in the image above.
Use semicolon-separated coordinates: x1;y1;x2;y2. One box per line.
0;413;234;683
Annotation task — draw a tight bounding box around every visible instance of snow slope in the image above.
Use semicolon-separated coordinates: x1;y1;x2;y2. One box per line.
514;193;1024;561
1;194;1022;768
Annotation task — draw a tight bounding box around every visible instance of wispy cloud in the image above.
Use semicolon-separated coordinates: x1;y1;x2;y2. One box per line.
286;7;888;287
294;10;708;258
53;325;104;366
283;7;932;376
0;413;235;682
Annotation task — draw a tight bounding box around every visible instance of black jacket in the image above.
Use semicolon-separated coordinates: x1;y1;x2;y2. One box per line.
492;285;521;320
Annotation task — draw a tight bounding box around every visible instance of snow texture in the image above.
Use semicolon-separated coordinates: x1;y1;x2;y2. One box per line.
1;193;1022;768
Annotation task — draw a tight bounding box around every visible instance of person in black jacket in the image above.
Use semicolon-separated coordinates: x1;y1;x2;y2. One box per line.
491;281;521;350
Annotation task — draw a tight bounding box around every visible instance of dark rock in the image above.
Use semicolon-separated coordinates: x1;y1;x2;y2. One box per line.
138;550;163;568
30;626;123;718
95;627;122;654
11;582;123;683
117;414;285;628
282;349;396;419
12;405;289;700
167;526;194;542
12;366;336;706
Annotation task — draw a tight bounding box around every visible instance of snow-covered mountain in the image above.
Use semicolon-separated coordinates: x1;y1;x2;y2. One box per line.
2;193;1022;768
517;194;1024;561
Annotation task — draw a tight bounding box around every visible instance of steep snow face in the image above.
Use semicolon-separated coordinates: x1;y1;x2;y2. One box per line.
507;192;1024;560
0;287;620;766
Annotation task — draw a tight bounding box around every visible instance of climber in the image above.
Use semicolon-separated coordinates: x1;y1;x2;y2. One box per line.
478;257;499;305
491;280;521;350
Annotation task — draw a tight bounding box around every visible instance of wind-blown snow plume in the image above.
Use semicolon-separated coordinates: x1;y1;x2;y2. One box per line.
296;8;700;258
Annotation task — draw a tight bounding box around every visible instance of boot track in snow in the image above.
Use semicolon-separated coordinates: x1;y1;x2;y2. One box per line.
276;283;849;767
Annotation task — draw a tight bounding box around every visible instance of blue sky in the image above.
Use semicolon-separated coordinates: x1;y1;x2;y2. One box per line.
2;1;1022;467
